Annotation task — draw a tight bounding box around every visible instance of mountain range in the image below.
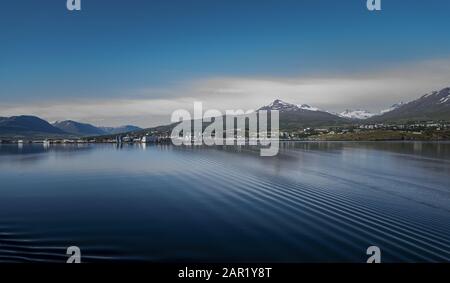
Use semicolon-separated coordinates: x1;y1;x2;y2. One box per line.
338;88;449;122
52;120;142;136
368;87;450;122
1;87;449;138
0;117;141;139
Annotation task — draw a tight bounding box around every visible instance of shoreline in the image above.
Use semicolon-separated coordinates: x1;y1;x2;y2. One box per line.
1;139;450;145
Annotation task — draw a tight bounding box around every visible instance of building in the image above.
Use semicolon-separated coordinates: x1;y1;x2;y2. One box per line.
142;135;158;143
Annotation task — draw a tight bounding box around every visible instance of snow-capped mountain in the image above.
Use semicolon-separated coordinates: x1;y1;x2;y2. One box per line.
260;99;320;112
262;100;409;120
262;99;300;111
339;109;376;120
259;99;349;129
371;87;450;122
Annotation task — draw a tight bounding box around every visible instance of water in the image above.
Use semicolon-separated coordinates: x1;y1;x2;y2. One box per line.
0;142;449;263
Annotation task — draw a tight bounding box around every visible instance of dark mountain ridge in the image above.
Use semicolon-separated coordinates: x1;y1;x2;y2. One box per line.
0;115;67;137
369;87;450;122
52;120;107;136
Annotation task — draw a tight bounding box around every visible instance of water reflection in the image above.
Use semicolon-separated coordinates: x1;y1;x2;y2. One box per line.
0;142;449;262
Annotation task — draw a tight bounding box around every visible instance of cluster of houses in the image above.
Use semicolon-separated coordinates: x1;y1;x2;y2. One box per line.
0;134;166;145
115;134;160;143
279;121;450;140
98;133;171;144
0;139;95;144
357;121;449;131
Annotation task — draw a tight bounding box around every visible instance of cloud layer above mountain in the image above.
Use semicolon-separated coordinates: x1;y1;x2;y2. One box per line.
1;58;450;127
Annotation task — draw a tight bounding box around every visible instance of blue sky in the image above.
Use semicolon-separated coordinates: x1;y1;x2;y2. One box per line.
1;0;450;126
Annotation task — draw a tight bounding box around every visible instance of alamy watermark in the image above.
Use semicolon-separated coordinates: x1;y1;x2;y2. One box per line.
67;0;81;11
63;245;381;263
66;1;380;12
366;246;381;263
170;102;280;156
367;0;382;11
66;246;81;263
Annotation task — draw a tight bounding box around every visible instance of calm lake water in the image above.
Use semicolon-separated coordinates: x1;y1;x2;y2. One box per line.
0;142;449;263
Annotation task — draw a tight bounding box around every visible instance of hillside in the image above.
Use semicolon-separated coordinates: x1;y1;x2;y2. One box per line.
0;116;68;138
370;87;450;122
259;99;351;130
53;120;107;137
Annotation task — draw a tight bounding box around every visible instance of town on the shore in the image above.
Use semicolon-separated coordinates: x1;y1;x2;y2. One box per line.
2;120;449;145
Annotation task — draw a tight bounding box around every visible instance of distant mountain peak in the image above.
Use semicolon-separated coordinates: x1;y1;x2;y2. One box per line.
53;119;77;125
264;99;299;111
260;99;320;112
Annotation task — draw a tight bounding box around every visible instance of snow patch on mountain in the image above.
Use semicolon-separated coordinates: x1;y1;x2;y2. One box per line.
440;95;450;104
339;101;408;119
339;109;376;120
380;102;406;114
298;104;319;111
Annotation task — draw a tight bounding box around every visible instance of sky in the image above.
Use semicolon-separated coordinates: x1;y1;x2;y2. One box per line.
1;0;450;127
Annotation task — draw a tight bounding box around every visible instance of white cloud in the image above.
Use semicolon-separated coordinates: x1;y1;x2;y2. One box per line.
0;98;195;127
1;58;449;127
184;58;450;112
